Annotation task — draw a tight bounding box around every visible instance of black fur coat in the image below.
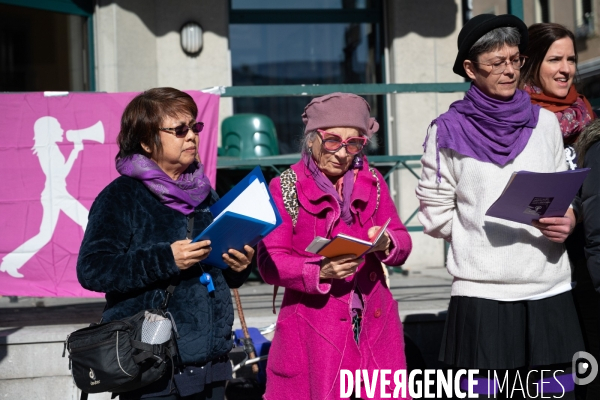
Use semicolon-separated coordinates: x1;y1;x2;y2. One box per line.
77;176;250;365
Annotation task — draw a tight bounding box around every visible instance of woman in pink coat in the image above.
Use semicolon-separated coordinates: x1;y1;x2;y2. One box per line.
258;92;412;400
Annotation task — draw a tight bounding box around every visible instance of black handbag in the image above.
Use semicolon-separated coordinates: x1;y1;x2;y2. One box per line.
66;217;194;400
64;283;180;400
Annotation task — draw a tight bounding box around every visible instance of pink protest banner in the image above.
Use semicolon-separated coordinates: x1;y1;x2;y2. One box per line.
0;91;219;297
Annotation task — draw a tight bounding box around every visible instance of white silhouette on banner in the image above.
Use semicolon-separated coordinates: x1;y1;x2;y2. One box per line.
0;117;104;278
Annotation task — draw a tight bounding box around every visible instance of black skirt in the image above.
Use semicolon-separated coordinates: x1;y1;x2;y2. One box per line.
439;291;585;369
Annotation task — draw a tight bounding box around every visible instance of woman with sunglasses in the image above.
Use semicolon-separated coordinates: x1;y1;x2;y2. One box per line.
257;92;412;399
77;87;253;400
416;15;583;398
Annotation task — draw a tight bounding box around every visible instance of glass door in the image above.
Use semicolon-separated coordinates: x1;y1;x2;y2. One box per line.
229;0;385;154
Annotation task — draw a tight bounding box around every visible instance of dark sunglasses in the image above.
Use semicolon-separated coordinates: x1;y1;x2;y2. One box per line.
159;121;204;138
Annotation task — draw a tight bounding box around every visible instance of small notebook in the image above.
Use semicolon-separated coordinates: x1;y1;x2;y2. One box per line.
305;218;392;258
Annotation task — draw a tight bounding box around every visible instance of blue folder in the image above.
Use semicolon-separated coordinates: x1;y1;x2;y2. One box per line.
192;166;282;269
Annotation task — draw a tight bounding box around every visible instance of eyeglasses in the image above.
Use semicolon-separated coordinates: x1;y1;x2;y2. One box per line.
159;122;204;138
472;55;528;75
316;129;367;155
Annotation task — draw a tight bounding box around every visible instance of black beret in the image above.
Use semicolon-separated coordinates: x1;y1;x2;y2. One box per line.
453;14;528;78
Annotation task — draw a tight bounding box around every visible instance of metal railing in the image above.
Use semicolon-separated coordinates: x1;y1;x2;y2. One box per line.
217;153;424;232
218;82;470;98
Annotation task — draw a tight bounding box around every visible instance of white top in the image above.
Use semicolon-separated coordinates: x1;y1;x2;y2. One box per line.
416;108;572;301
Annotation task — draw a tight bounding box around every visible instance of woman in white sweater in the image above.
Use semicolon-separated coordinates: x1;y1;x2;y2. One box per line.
416;14;584;399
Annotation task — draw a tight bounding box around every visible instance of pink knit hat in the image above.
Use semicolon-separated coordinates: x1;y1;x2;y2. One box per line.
302;92;379;137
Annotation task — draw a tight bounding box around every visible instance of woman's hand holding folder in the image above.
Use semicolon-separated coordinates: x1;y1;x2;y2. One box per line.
222;245;255;272
171;240;254;272
171;239;212;270
531;207;576;243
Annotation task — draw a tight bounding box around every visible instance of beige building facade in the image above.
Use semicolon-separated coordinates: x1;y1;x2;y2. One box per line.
4;0;595;272
472;0;600;101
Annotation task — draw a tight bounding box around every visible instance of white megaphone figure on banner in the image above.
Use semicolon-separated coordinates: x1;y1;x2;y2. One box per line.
0;117;105;278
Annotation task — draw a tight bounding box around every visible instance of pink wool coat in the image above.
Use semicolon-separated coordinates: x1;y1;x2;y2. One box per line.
257;159;412;400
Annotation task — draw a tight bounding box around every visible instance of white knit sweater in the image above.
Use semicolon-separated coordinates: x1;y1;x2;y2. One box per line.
416;108;572;301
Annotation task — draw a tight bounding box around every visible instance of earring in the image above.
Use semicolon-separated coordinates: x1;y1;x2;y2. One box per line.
308;147;312;155
352;154;363;169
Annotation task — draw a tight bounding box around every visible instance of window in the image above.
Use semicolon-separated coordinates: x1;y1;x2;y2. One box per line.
231;0;369;9
575;0;594;38
0;2;92;91
462;0;473;23
535;0;551;23
229;1;385;154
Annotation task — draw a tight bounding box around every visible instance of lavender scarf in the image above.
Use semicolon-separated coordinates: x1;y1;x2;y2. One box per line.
303;152;354;225
116;154;212;215
426;84;540;180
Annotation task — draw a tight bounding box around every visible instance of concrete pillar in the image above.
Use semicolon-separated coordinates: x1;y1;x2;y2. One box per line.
94;0;158;92
385;0;465;269
154;0;233;136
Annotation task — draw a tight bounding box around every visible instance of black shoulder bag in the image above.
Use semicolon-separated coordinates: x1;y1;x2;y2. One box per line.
64;217;195;399
64;282;179;400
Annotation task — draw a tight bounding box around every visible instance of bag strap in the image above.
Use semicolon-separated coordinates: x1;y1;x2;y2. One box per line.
279;167;379;224
161;215;194;310
280;168;299;227
131;340;168;364
160;279;179;310
369;166;381;213
77;218;194;400
271;169;299;314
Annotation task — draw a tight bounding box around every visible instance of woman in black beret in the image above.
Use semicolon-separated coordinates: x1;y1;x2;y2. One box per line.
417;14;584;399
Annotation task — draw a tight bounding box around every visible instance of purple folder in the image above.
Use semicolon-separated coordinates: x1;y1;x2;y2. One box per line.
485;169;590;225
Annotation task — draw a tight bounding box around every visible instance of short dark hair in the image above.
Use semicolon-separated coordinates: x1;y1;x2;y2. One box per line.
116;87;198;160
467;26;521;63
519;23;577;88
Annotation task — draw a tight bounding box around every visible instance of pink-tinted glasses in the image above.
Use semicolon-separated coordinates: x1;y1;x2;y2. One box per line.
316;129;367;155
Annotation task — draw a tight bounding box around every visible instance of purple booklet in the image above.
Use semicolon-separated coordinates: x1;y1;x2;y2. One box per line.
485;169;590;225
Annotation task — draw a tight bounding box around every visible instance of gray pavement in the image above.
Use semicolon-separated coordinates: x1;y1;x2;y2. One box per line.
0;264;453;330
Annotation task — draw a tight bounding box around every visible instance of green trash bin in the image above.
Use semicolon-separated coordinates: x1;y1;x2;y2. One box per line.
221;113;279;159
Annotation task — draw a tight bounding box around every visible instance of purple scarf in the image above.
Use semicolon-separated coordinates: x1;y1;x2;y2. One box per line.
426;84;540;180
116;154;212;215
303;152;354;225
